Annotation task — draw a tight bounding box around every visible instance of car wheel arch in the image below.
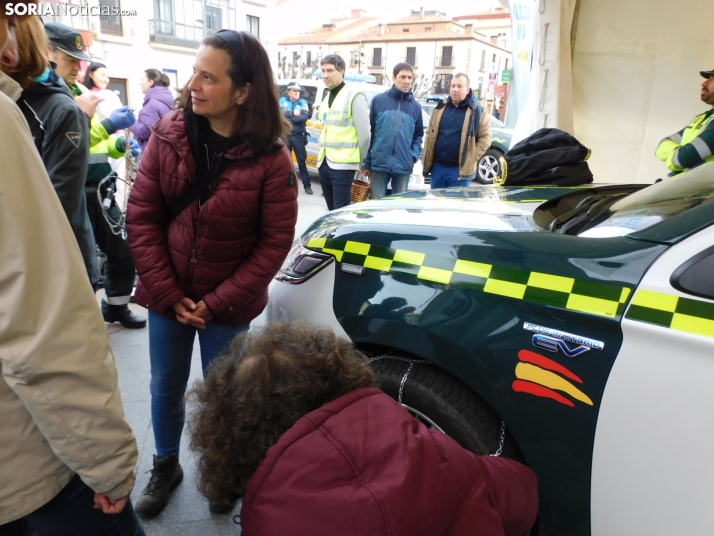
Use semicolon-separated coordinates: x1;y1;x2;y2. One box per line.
357;342;524;461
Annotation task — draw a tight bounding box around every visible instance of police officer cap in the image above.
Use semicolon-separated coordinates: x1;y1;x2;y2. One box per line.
45;23;92;61
287;81;301;91
700;69;714;79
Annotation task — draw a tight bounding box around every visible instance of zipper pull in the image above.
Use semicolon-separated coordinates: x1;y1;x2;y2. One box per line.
190;249;198;265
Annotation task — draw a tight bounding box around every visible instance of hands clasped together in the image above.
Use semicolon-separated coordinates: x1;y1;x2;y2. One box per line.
172;297;214;328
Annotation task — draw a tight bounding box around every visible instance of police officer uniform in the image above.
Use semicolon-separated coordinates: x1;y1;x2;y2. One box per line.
46;23;146;329
279;81;312;194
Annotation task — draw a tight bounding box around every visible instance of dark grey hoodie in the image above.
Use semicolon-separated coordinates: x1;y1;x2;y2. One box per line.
18;67;100;287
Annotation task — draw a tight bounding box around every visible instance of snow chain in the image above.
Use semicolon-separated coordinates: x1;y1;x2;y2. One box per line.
368;355;507;457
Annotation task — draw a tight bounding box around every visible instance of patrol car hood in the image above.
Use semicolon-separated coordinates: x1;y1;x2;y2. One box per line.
314;185;584;233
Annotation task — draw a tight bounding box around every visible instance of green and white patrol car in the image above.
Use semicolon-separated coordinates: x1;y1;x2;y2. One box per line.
267;162;714;536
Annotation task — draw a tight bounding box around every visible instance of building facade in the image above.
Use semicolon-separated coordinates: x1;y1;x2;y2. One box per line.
278;8;512;115
41;0;271;109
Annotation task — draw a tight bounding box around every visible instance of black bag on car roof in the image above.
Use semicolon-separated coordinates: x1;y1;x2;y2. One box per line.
496;128;593;186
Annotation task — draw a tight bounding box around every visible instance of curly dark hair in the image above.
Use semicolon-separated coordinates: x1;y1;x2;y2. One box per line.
187;322;376;503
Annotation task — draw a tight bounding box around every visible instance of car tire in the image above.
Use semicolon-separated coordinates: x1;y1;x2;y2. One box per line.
370;357;522;460
477;148;503;185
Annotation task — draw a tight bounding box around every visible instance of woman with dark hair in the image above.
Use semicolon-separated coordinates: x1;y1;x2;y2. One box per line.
188;323;539;536
129;68;174;151
126;30;297;518
86;61;123;118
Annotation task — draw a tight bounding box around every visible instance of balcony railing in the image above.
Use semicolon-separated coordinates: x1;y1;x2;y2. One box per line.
149;19;207;48
100;16;123;36
435;56;456;68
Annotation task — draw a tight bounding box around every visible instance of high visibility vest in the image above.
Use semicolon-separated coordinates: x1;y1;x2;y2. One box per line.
318;87;362;165
72;82;124;185
656;111;714;173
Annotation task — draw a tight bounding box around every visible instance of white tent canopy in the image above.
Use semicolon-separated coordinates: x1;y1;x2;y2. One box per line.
508;0;714;184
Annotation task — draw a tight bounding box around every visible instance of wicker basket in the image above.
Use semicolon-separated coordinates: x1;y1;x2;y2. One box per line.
351;176;371;203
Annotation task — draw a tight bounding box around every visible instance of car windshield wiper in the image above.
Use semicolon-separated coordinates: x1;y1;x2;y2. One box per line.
547;192;632;235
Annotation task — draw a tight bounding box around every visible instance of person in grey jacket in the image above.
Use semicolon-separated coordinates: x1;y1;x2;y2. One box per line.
0;16;99;288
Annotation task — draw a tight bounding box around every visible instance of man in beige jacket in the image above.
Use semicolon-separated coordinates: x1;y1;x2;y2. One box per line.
0;6;142;534
422;73;493;188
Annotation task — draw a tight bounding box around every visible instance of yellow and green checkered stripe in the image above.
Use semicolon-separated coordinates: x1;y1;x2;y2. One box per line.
306;237;632;319
625;289;714;339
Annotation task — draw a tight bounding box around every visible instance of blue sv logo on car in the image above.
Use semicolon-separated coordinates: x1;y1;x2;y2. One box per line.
524;323;605;358
532;335;591;357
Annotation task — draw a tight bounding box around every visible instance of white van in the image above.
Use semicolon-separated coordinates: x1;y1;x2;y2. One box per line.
277;79;429;189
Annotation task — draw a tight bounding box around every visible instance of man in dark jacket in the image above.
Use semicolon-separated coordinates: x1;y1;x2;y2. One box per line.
189;323;539;536
279;81;312;194
47;22;145;329
0;19;100;288
363;62;424;199
422;73;493;188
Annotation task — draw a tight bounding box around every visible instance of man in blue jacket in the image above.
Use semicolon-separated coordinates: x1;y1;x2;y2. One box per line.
280;81;312;194
363;63;423;199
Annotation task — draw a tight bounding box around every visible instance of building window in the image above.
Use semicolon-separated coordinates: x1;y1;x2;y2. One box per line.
480;50;486;71
205;5;221;33
153;0;173;35
374;73;383;84
43;0;90;30
372;47;382;67
246;15;259;38
150;0;236;49
425;27;432;31
441;45;452;67
306;51;312;66
406;47;416;66
99;0;123;35
402;28;409;32
437;74;452;94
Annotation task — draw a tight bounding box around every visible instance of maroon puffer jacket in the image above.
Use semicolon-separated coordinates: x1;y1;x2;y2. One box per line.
242;388;539;536
126;110;298;325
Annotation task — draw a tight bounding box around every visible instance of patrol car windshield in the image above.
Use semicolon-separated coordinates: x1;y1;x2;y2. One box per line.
534;163;714;237
577;163;714;237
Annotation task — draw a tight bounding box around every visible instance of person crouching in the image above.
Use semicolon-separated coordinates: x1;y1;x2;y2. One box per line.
188;322;538;536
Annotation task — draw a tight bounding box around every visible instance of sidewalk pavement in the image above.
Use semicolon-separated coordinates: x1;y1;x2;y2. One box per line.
108;178;328;535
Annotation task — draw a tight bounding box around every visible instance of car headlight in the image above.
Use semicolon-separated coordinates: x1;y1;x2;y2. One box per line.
276;241;334;284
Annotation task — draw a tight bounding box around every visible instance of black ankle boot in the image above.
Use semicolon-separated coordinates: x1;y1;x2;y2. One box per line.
101;300;146;329
209;499;237;514
135;455;184;519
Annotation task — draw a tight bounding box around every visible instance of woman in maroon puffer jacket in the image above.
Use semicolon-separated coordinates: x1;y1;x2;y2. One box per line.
125;30;297;519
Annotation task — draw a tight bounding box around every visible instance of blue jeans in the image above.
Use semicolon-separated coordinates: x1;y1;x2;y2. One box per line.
0;475;144;536
148;312;249;458
369;171;410;199
430;161;472;189
318;162;355;210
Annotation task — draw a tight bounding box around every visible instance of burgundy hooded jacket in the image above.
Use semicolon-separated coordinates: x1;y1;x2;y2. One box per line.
126;110;298;325
241;388;539;536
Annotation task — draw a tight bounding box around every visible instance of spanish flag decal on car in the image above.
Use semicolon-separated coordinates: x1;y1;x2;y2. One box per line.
512;349;593;408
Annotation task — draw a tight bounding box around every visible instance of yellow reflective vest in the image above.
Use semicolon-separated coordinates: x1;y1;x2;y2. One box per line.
656;110;714;174
318;87;362;166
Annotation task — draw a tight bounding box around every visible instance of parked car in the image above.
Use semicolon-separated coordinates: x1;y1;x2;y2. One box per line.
267;163;714;536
